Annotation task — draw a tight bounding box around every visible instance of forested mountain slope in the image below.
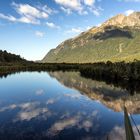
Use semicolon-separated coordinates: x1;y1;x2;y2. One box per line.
0;50;26;63
43;12;140;63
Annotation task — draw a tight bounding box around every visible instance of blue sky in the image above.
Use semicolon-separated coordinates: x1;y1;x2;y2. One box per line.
0;0;140;60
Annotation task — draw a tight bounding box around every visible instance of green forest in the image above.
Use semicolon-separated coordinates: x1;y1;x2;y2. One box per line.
0;50;26;63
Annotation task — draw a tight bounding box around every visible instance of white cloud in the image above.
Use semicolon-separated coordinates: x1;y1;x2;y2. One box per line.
125;9;134;16
0;13;39;24
12;2;48;19
60;6;72;14
84;0;95;6
12;2;49;24
46;22;60;29
39;5;58;15
0;13;17;22
55;0;102;16
79;10;88;15
35;31;45;37
19;16;40;24
91;9;100;16
0;2;54;24
88;6;103;16
55;0;82;11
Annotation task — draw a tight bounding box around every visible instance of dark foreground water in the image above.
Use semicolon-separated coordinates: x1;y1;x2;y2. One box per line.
0;71;140;140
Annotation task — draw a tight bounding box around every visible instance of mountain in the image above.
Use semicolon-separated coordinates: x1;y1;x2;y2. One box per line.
0;50;26;63
42;12;140;63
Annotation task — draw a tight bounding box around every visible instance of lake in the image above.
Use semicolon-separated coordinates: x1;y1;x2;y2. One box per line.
0;71;140;140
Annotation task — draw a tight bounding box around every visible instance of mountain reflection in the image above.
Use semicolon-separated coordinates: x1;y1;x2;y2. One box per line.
0;71;140;140
49;71;140;114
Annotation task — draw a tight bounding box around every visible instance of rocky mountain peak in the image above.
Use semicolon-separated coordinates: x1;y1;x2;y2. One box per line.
102;12;140;28
103;14;126;27
129;11;140;18
124;12;140;27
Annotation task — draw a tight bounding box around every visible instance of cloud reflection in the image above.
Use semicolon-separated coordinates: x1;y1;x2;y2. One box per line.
47;116;80;136
16;107;49;121
0;101;53;121
46;110;99;137
35;89;45;95
15;102;52;121
0;104;17;112
46;97;60;105
108;125;140;140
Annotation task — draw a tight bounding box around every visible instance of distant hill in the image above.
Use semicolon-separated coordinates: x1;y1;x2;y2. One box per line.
42;12;140;63
0;50;26;63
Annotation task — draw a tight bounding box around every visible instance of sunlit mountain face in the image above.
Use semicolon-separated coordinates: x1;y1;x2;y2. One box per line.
43;12;140;63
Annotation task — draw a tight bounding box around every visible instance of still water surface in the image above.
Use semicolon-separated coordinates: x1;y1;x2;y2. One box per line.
0;71;140;140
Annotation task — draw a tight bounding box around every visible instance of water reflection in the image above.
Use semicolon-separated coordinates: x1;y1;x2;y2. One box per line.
49;71;140;114
0;71;140;140
109;125;140;140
